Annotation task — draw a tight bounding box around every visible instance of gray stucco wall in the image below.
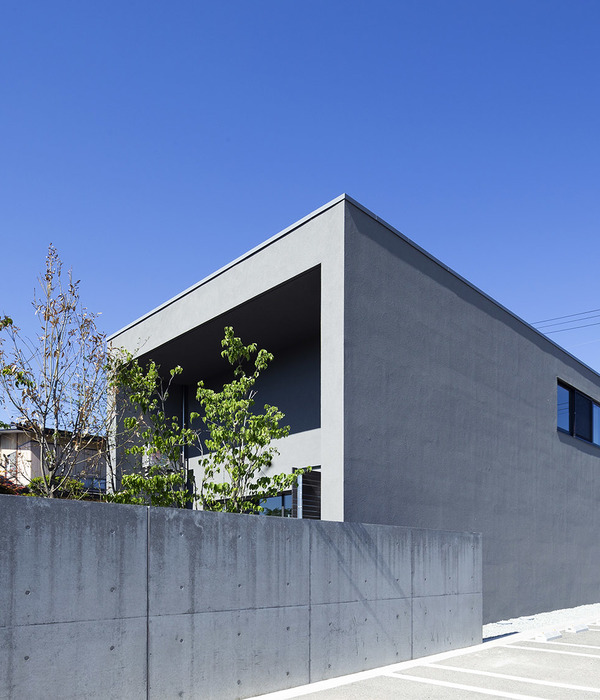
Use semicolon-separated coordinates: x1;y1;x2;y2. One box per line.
343;201;600;623
110;199;347;521
0;495;481;700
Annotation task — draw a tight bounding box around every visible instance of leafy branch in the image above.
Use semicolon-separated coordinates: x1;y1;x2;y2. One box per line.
197;326;307;513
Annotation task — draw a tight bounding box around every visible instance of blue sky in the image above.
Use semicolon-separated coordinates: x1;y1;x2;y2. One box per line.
2;1;600;368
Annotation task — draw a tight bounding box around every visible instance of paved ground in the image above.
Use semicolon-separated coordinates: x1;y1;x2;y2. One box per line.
252;620;600;699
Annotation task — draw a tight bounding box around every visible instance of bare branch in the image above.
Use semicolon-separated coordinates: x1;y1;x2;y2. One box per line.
0;245;117;498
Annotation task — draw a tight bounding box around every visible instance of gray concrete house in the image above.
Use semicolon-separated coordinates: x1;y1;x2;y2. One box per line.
110;194;600;623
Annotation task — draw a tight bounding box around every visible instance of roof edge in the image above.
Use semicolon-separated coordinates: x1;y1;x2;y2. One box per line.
109;192;600;383
109;194;348;341
343;197;600;382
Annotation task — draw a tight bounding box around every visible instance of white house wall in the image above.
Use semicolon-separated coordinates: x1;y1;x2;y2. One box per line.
0;432;40;484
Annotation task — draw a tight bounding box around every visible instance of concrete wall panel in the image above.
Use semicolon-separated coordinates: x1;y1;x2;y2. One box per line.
309;598;412;681
0;617;147;700
309;520;411;605
0;497;146;628
149;608;310;700
412;529;482;597
149;508;310;615
0;495;480;699
412;593;482;657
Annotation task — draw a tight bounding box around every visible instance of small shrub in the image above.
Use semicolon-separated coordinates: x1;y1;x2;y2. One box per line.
0;475;28;495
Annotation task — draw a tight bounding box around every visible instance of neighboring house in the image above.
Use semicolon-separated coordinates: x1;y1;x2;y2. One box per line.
0;426;40;484
109;194;600;624
0;424;107;492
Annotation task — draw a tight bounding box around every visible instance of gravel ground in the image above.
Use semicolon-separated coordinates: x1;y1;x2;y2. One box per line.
483;602;600;640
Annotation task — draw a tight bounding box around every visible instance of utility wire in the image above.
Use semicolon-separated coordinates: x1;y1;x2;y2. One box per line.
532;308;600;325
536;312;600;330
544;320;600;334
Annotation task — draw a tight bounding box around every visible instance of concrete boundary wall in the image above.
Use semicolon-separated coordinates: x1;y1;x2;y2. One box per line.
0;496;481;699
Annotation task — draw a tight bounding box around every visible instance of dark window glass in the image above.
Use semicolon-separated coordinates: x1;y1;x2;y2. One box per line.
558;380;600;448
260;495;284;516
557;384;571;432
593;404;600;446
574;392;593;442
282;493;293;518
260;493;293;517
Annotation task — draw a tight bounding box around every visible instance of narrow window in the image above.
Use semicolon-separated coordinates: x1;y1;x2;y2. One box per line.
574;392;593;442
593;404;600;446
557;384;571;433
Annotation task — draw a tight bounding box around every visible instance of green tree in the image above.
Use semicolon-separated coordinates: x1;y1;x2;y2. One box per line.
197;326;306;513
105;354;199;507
106;467;191;507
109;327;307;512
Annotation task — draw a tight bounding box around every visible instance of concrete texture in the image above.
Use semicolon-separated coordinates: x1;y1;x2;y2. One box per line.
0;496;147;628
0;495;480;699
0;617;147;700
309;521;412;604
411;529;482;598
148;608;311;699
412;593;482;657
309;599;413;681
0;496;147;700
148;506;311;615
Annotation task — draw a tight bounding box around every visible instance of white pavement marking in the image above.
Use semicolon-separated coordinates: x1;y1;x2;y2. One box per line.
248;635;543;699
430;663;600;693
385;673;550;699
245;666;403;699
249;620;600;699
510;644;600;658
546;640;600;649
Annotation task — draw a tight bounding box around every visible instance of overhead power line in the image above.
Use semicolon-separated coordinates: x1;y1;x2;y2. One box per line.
532;308;600;325
536;312;600;331
544;320;600;334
